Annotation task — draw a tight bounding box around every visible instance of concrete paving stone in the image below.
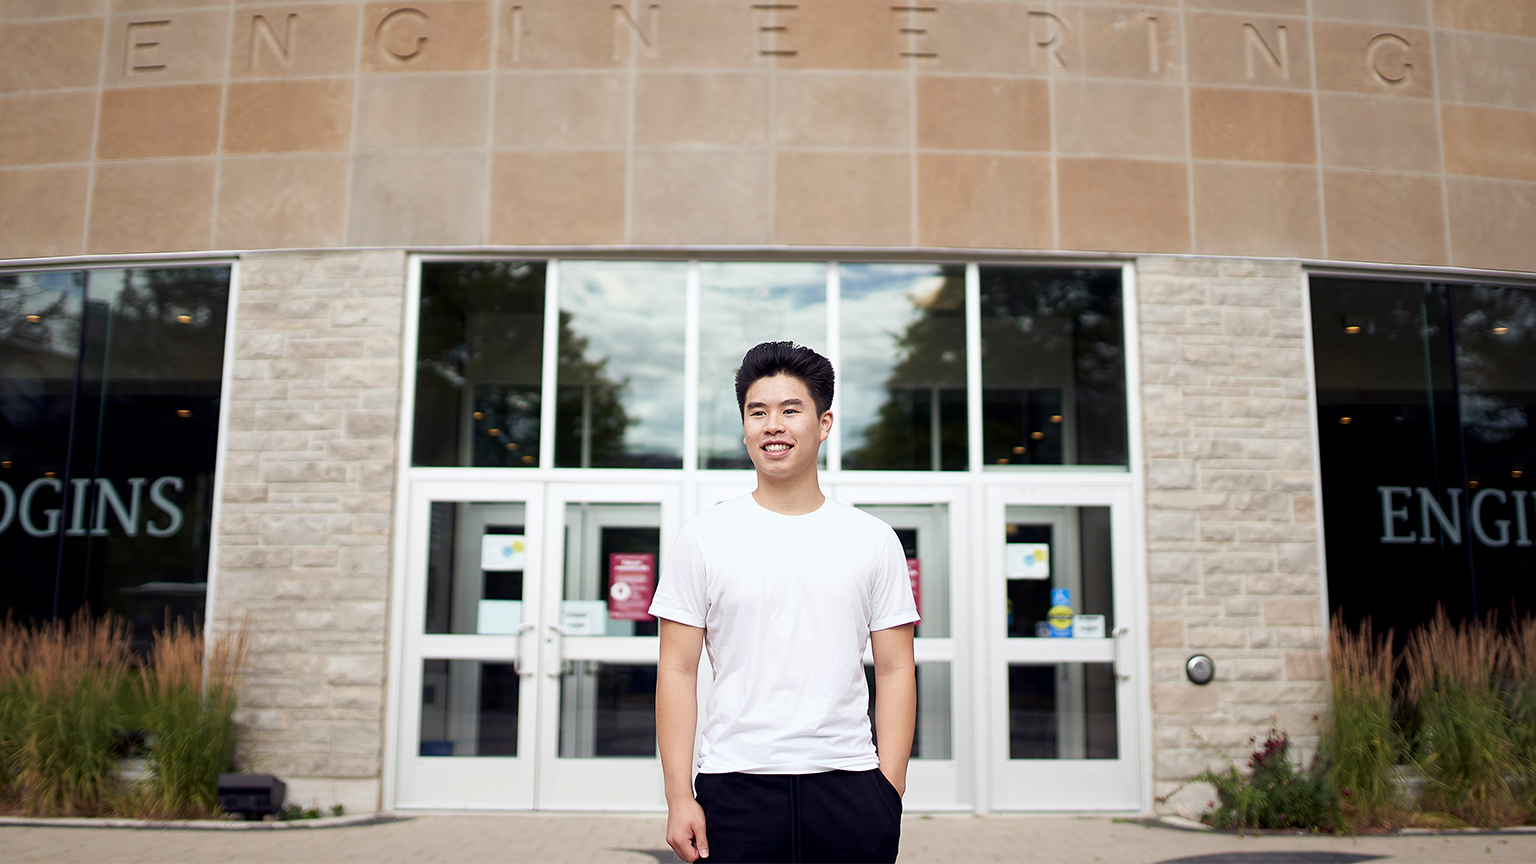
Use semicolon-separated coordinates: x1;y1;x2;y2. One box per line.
3;814;1535;863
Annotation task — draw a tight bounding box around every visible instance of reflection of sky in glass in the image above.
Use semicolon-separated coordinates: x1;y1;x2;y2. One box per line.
560;261;688;460
698;263;828;467
840;265;950;455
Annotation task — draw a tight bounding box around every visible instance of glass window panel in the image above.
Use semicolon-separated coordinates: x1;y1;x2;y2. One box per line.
1009;663;1118;760
979;267;1127;468
1312;277;1536;637
424;501;527;635
558;661;658;757
0;267;229;650
856;504;950;638
413;262;546;468
1449;283;1536;623
865;661;953;760
840;264;968;471
1005;506;1113;638
563;503;661;638
419;659;520;757
1;269;86;622
556;262;687;468
698;263;828;469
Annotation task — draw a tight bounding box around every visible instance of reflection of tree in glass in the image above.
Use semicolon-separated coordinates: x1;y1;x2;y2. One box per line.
110;269;231;379
555;312;633;467
845;265;967;471
413;262;631;468
1451;284;1535;464
979;267;1125;466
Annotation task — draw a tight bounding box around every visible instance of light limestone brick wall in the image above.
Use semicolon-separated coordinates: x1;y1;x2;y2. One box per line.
213;249;406;814
3;1;1536;272
1136;255;1328;814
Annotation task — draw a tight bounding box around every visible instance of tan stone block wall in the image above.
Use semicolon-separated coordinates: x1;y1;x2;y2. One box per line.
213;249;406;814
1135;255;1328;815
0;1;1534;272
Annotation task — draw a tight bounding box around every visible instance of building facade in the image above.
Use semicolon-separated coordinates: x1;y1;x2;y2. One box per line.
1;0;1532;815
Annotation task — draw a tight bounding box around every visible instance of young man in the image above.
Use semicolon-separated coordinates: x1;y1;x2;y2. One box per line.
650;341;919;864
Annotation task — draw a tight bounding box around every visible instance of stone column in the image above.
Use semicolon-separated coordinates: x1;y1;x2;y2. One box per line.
211;249;406;814
1136;256;1328;815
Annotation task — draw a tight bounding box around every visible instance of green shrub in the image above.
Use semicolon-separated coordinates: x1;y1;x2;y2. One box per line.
1322;618;1403;828
1196;727;1343;833
1404;610;1517;826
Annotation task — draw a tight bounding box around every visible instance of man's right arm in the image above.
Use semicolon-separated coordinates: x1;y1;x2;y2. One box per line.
658;618;709;861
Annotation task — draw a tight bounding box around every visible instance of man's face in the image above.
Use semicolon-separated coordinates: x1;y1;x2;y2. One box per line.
742;374;831;479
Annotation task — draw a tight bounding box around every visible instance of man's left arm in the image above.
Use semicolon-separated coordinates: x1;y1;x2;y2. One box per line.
870;624;916;795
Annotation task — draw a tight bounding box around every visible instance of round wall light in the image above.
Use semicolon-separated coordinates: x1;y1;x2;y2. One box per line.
1186;654;1215;686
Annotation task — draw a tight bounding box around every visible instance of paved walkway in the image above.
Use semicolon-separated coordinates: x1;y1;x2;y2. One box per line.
3;814;1536;864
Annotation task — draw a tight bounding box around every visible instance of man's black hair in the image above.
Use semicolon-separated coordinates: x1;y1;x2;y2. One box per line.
735;342;835;417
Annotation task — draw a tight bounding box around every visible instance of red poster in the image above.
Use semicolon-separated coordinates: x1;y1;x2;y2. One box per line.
907;558;922;617
608;553;655;621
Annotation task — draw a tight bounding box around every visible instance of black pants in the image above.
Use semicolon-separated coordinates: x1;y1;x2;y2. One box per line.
693;769;902;864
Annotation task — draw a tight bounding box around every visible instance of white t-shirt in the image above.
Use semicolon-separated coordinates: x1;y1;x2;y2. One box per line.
648;494;920;774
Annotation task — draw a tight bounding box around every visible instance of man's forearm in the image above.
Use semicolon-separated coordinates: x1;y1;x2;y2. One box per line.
873;667;916;790
656;666;699;803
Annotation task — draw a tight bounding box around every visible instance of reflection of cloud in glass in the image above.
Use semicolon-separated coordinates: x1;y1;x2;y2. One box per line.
698;263;828;468
561;262;688;458
839;265;950;454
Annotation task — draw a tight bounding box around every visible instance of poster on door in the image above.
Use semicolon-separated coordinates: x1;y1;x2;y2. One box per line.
608;553;655;621
907;558;922;617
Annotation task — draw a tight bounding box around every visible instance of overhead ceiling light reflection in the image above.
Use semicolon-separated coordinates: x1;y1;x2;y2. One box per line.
505;442;519;452
1492;325;1509;335
1049;415;1062;424
996;458;1010;465
472;411;484;420
1513;470;1525;479
1342;314;1369;335
177;409;192;417
43;471;56;478
1339;417;1352;425
1469;480;1480;489
25;314;41;323
177;315;193;324
1012;446;1026;455
1030;431;1045;440
0;461;11;469
487;428;501;437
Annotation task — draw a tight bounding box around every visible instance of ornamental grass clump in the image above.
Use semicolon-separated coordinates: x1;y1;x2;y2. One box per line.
1195;727;1343;833
1506;616;1536;817
1322;618;1402;829
1404;610;1516;826
0;612;131;816
129;617;250;819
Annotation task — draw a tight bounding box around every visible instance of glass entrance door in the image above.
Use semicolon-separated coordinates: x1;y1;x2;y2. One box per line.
533;484;676;809
395;480;546;809
985;483;1143;810
394;480;676;810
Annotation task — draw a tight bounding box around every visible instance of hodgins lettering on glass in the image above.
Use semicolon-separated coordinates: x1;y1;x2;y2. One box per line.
0;477;184;539
1377;486;1534;548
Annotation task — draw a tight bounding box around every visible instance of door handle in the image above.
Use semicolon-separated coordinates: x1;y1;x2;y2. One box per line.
1112;626;1132;681
511;623;538;677
542;624;565;678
